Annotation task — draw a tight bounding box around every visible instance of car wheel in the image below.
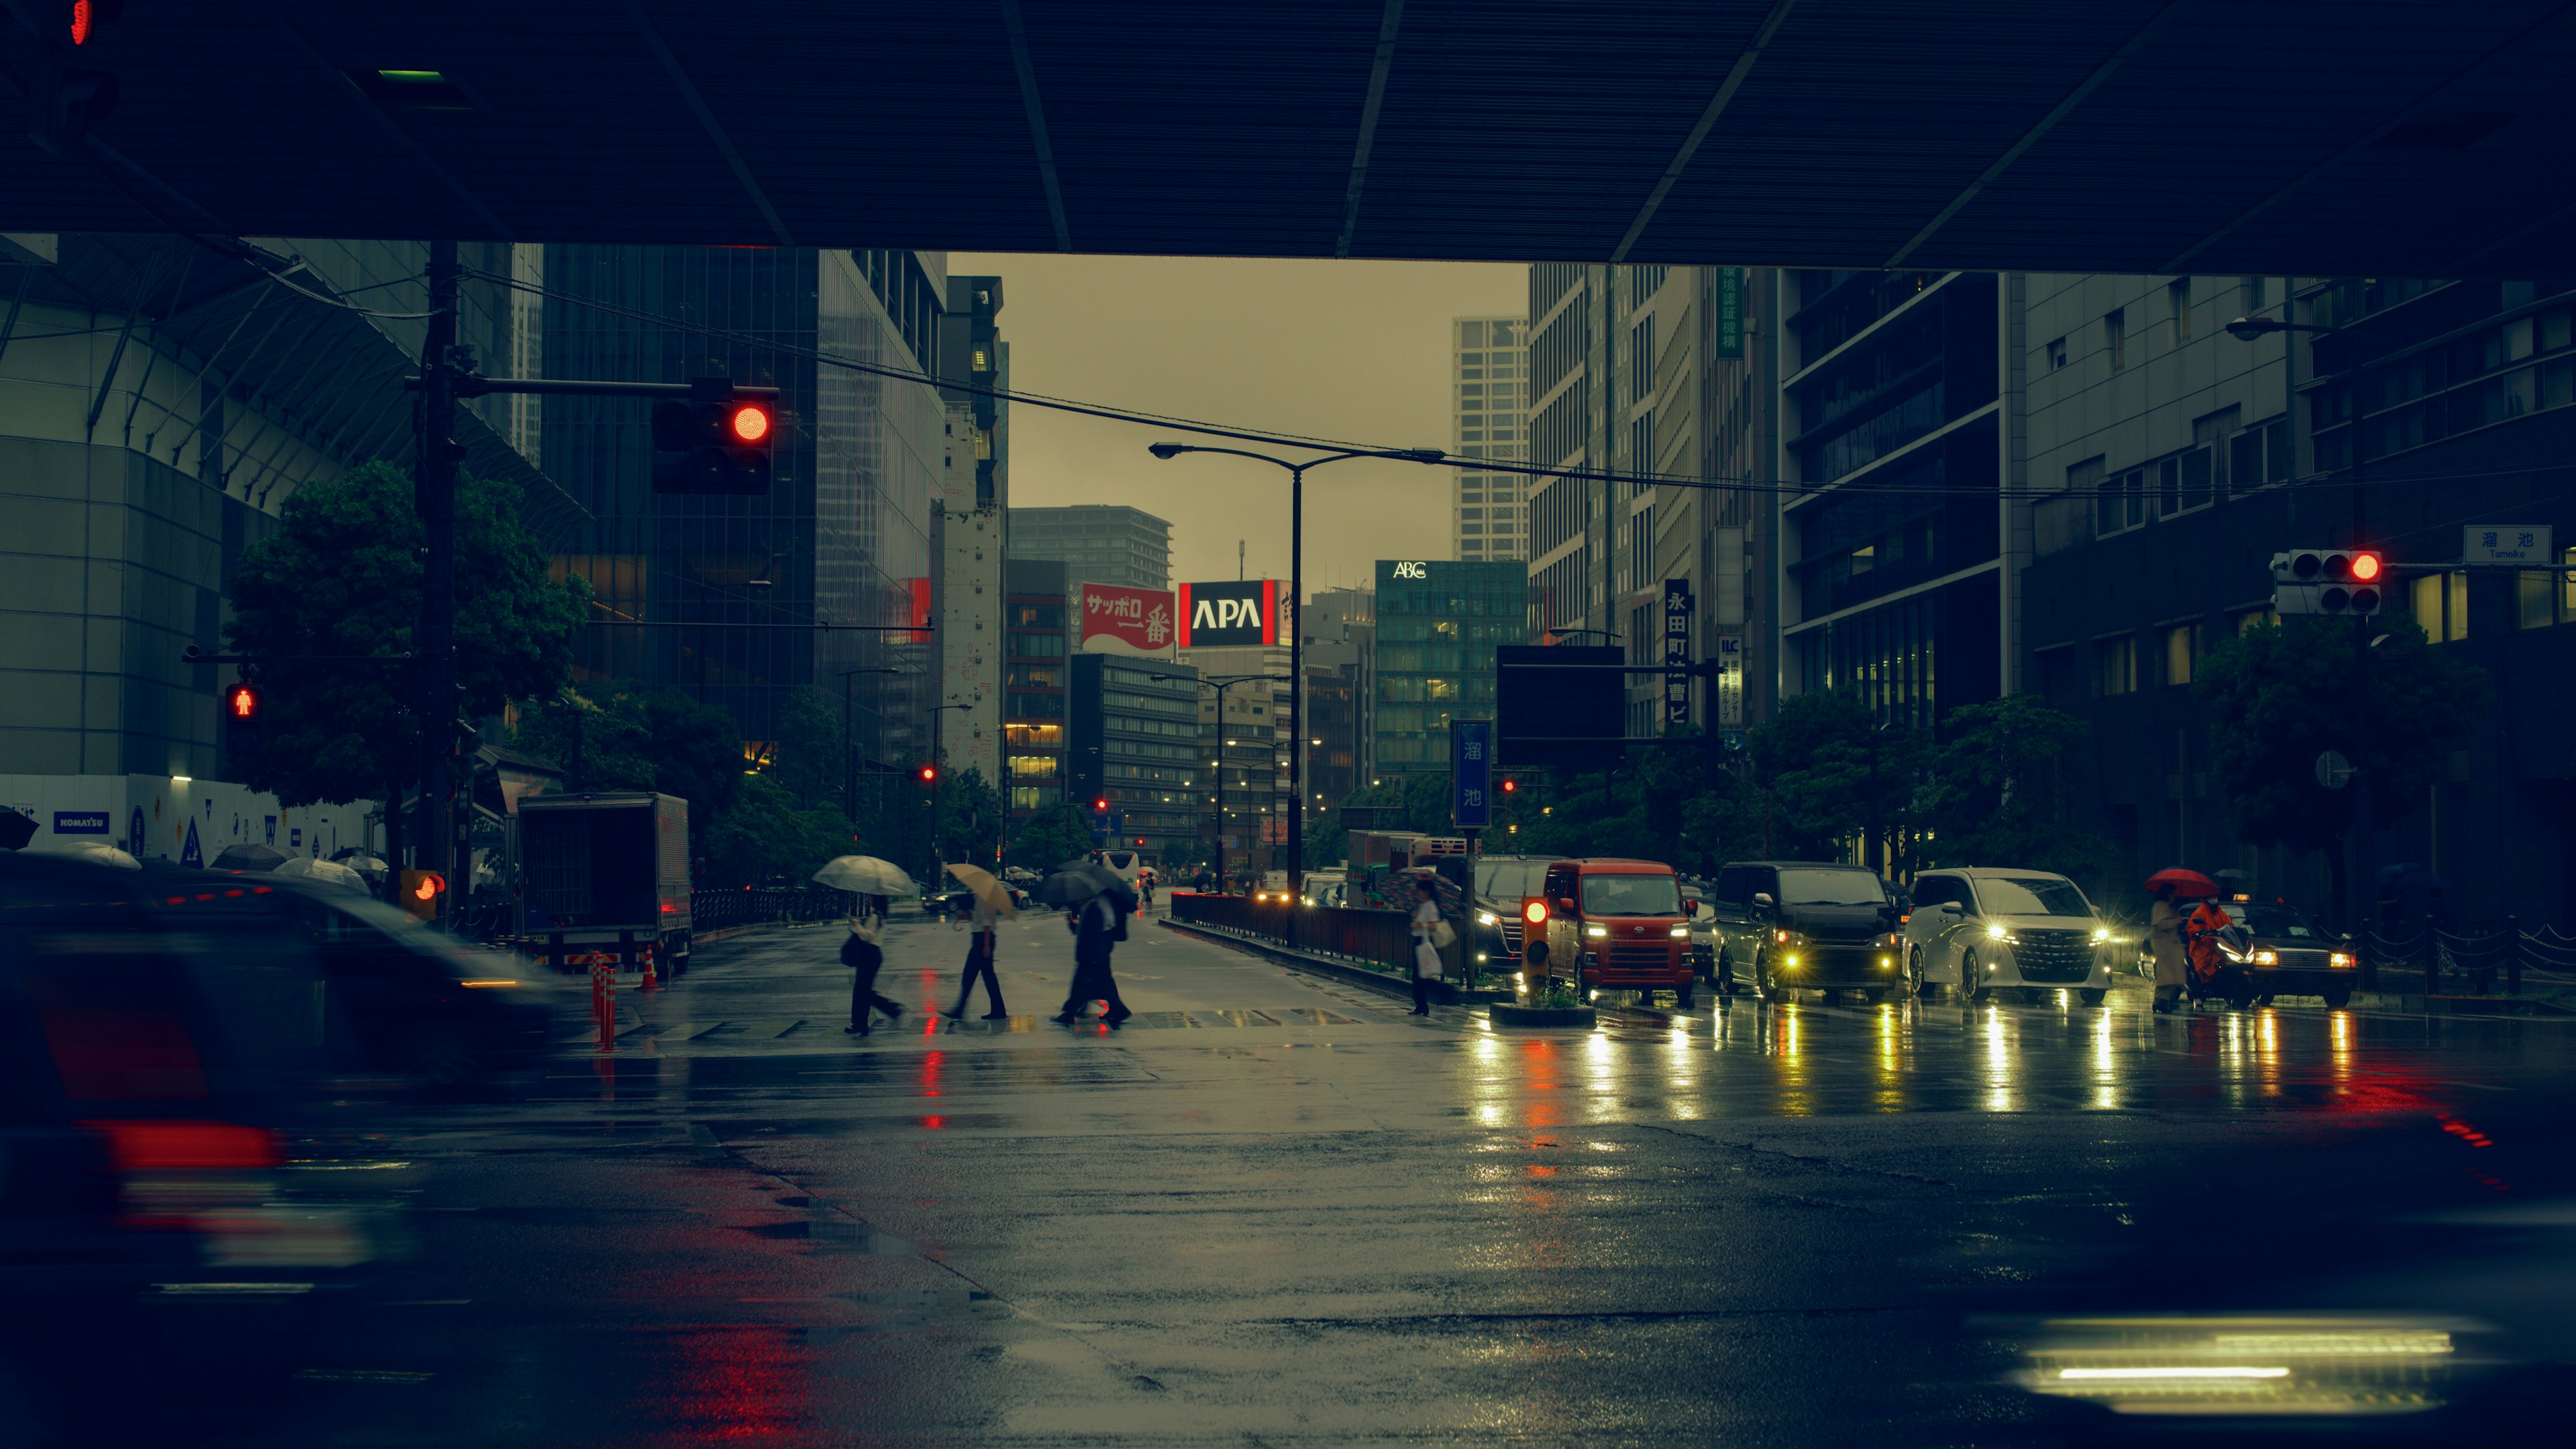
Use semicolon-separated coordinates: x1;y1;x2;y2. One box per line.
2322;988;2352;1010
1757;951;1786;1004
2079;988;2106;1008
1676;982;1697;1010
1716;953;1738;996
1905;946;1932;998
1959;949;1985;1002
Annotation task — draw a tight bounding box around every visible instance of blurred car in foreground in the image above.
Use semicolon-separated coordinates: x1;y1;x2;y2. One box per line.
0;852;398;1444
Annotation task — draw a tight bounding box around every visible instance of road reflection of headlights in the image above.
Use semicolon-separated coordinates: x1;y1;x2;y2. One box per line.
2017;1315;2475;1417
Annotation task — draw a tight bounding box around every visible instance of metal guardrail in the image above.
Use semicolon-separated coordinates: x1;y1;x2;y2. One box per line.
1168;891;1438;977
689;887;857;933
2359;916;2576;996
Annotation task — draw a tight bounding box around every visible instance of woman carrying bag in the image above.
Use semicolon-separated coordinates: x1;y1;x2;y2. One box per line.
1408;875;1450;1017
843;911;902;1035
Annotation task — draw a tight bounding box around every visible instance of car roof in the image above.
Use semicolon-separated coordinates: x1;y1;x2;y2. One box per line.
1559;858;1674;873
1719;860;1874;870
1941;867;2077;880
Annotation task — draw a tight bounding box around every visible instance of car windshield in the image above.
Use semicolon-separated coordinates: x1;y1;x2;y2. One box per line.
1776;868;1887;907
1477;860;1550;901
2226;904;2322;938
1580;873;1682;916
1976;875;2093;916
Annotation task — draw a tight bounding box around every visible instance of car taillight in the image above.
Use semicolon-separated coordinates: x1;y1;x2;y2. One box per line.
80;1119;283;1172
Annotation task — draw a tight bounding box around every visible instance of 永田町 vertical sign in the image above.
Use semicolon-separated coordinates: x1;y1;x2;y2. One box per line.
1662;579;1693;725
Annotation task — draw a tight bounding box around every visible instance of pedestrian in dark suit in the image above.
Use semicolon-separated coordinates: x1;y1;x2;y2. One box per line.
1055;890;1132;1024
945;892;1009;1020
843;913;902;1034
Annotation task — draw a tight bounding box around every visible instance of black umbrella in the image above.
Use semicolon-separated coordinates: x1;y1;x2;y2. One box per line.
0;812;36;851
211;843;290;871
1035;862;1122;906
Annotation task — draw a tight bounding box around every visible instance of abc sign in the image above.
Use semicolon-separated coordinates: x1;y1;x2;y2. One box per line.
1393;561;1428;580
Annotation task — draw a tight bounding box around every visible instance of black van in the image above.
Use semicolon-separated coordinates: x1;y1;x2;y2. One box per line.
1705;861;1904;1001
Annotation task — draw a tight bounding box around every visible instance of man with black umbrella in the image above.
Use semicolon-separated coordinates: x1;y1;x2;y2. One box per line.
1055;879;1134;1026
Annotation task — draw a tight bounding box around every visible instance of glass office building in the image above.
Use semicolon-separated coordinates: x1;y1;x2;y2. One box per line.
541;246;943;772
1069;655;1203;861
1371;559;1525;773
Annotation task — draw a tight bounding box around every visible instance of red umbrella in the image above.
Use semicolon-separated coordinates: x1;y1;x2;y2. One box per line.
2143;868;2220;898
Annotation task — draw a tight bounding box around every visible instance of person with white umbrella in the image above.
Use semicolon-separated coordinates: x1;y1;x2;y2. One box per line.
943;863;1016;1021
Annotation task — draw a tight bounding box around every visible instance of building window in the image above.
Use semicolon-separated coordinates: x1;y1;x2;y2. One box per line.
2169;278;2192;344
2412;570;2470;642
1010;786;1046;811
2164;622;2202;686
2047;336;2068;370
2093;635;2137;696
2105;309;2126;371
2516;548;2576;629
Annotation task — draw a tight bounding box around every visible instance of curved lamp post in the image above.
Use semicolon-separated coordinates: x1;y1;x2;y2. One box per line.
1146;443;1444;896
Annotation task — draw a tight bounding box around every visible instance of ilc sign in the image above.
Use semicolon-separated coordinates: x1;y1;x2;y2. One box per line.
1175;580;1279;647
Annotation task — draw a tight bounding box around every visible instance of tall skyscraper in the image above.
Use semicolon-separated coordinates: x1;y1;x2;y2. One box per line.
1007;504;1171;590
1452;317;1528;563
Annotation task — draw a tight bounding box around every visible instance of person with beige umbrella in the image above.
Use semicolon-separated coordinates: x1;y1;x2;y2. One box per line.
943;863;1016;1021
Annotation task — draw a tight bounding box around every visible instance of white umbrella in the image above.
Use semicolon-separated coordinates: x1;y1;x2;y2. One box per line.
274;855;369;893
32;842;140;869
811;855;916;896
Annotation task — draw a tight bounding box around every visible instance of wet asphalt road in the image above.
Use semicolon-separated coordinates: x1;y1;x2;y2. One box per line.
181;909;2576;1447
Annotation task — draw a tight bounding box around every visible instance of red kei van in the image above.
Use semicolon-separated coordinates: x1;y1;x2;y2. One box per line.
1523;858;1696;1006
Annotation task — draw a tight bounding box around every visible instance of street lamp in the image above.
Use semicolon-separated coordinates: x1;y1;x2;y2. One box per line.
1155;670;1291;887
1146;441;1444;897
2227;312;2377;934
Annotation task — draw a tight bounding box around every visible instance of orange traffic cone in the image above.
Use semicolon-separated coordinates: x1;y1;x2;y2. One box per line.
638;945;661;992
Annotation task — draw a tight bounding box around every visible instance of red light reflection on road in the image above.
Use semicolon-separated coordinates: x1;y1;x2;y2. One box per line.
920;1050;943;1099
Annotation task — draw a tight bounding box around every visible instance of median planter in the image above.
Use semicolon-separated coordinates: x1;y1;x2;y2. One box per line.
1488;1003;1598;1028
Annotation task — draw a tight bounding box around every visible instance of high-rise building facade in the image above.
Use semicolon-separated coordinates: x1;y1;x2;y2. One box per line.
1008;504;1171;592
1068;654;1203;863
1002;558;1070;821
2017;274;2576;925
1371;559;1523;775
1527;264;1780;739
1302;585;1375;810
1452;317;1528;563
542;246;944;782
1774;270;2007;730
933;277;1008;789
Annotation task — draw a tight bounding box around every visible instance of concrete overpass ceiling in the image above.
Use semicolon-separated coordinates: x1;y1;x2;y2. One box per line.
2;1;2571;274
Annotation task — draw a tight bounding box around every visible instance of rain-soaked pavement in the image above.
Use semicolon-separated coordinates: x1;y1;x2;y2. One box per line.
183;909;2576;1446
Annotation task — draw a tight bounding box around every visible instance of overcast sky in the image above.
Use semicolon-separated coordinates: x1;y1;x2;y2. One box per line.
947;252;1525;595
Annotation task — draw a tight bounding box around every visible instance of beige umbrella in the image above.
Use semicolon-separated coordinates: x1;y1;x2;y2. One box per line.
812;855;916;896
945;862;1017;920
273;855;370;893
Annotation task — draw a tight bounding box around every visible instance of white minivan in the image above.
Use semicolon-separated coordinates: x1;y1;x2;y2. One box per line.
1902;867;2116;1006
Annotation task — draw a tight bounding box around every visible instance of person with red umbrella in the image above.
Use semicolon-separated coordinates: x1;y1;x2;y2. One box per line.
2143;869;2218;1014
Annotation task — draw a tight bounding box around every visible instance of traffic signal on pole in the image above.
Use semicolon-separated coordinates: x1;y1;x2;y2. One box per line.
917;763;938;785
650;378;774;494
2272;549;2385;616
222;680;260;752
1093;798;1108;813
1500;777;1516;795
398;869;447;922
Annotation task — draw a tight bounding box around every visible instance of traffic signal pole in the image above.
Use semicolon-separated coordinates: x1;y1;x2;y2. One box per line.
413;240;461;908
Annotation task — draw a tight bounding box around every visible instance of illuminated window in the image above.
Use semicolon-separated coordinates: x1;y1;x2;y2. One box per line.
2412;570;2470;642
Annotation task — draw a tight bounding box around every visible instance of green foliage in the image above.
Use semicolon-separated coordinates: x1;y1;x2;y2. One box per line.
223;460;584;806
934;766;1004;868
1743;692;1924;865
767;687;849;811
703;771;858;888
1916;693;2110;878
2196;615;2488;859
1009;802;1096;871
1513;732;1756;875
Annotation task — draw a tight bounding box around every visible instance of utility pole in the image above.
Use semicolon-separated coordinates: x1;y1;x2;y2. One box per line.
413;240;461;907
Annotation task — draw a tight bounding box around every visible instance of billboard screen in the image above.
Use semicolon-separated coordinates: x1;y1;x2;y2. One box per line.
1079;582;1175;655
1176;579;1278;647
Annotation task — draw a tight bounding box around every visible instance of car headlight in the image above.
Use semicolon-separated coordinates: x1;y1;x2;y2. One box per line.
1985;922;2008;941
2091;927;2110;944
1669;925;1688;938
2330;952;2355;969
2253;949;2279;965
1477;911;1498;926
1775;928;1790;943
1585;924;1607;938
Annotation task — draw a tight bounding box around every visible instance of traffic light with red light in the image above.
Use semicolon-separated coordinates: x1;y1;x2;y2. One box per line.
2272;549;2385;616
1093;798;1109;813
399;869;447;922
1500;777;1516;794
916;763;938;785
221;680;260;752
651;378;774;494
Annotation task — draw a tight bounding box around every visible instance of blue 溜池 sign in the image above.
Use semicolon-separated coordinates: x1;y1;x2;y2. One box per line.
52;811;111;835
1452;720;1493;830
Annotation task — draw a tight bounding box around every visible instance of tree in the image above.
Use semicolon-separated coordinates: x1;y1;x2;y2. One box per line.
226;460;585;877
1010;802;1095;871
1743;692;1924;867
2195;615;2487;924
933;766;1003;869
702;771;857;888
1917;694;2110;879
